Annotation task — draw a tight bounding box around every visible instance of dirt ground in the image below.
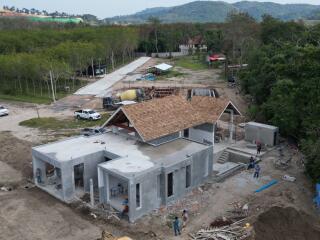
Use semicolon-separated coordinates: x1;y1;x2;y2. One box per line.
254;206;320;240
0;101;74;143
0;57;319;240
114;59;248;114
1;131;318;240
0;132;160;240
133;145;320;240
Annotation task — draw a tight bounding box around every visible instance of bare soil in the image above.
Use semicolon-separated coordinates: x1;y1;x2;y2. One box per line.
0;132;158;240
0;131;33;180
254;206;320;240
0;58;318;240
134;145;319;240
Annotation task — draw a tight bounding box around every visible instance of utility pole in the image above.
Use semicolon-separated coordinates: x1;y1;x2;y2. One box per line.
49;70;56;102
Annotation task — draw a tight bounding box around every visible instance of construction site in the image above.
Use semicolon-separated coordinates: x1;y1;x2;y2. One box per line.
1;56;320;240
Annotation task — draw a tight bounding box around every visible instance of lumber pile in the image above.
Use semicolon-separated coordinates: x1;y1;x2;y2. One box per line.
190;219;251;240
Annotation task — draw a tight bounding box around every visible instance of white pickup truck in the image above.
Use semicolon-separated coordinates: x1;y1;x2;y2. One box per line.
74;109;101;121
0;105;9;116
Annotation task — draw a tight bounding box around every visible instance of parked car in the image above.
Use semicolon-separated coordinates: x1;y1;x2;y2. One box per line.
0;105;9;116
74;109;101;120
81;127;106;136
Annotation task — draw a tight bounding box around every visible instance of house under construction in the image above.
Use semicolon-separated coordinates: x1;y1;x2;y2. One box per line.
32;95;242;222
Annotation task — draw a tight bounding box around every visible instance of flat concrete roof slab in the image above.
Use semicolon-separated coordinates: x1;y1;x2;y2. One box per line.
246;122;278;130
34;132;209;175
101;157;155;174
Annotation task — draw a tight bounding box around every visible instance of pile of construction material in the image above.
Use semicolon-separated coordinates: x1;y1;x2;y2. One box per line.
190;219;251;240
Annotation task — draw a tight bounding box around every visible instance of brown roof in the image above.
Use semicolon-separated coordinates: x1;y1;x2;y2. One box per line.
104;95;241;142
120;95;206;142
190;96;237;123
188;35;204;45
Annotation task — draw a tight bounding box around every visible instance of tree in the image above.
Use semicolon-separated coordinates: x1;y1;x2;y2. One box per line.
148;17;161;54
224;12;260;63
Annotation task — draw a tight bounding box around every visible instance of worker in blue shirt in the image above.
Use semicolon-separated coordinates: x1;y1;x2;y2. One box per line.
254;164;261;178
173;216;181;236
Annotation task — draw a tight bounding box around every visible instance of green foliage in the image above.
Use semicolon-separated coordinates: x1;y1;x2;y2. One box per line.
157;70;186;80
0;94;53;104
107;1;237;24
0;26;139;103
174;55;208;70
239;17;320;182
301;139;320;183
105;1;320;24
19;114;110;130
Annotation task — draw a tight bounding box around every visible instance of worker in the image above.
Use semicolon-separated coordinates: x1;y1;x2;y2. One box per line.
256;140;262;155
120;198;129;218
173;216;181;236
247;156;255;170
36;168;41;184
254;164;261;178
182;209;189;229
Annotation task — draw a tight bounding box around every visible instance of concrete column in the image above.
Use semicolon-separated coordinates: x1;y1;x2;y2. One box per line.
61;161;74;201
33;157;47;185
128;181;135;223
229;109;234;143
90;178;94;207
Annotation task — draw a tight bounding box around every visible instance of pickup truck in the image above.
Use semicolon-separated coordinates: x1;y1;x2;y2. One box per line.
74;109;101;121
0;105;9;116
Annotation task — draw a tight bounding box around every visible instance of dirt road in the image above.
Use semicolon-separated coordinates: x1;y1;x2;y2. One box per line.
75;57;151;96
0;101;73;143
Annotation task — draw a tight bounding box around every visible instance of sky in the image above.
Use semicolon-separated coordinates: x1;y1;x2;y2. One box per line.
2;0;320;19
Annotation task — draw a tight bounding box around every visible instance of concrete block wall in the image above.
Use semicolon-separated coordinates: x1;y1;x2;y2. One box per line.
81;151;105;190
245;123;279;146
129;168;162;222
191;147;213;186
228;150;252;164
151;52;188;58
61;161;75;200
163;157;193;205
188;126;214;144
162;146;213;205
32;149;105;202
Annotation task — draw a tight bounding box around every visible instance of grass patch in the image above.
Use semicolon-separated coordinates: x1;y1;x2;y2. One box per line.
0;92;71;105
174;55;208;70
19;113;110;130
157;70;186;80
0;94;53;104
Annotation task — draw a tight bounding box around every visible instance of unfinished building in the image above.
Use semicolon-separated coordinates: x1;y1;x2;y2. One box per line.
32;95;241;222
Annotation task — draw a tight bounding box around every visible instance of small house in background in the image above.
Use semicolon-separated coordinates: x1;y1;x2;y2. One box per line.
179;36;207;55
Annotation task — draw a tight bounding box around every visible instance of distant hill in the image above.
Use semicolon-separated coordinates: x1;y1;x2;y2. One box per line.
104;1;320;24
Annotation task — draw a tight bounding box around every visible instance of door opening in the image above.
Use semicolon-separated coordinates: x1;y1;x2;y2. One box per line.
74;163;84;189
167;172;173;197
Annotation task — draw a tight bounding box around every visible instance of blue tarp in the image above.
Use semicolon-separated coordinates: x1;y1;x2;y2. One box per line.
254;180;278;193
313;183;320;208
